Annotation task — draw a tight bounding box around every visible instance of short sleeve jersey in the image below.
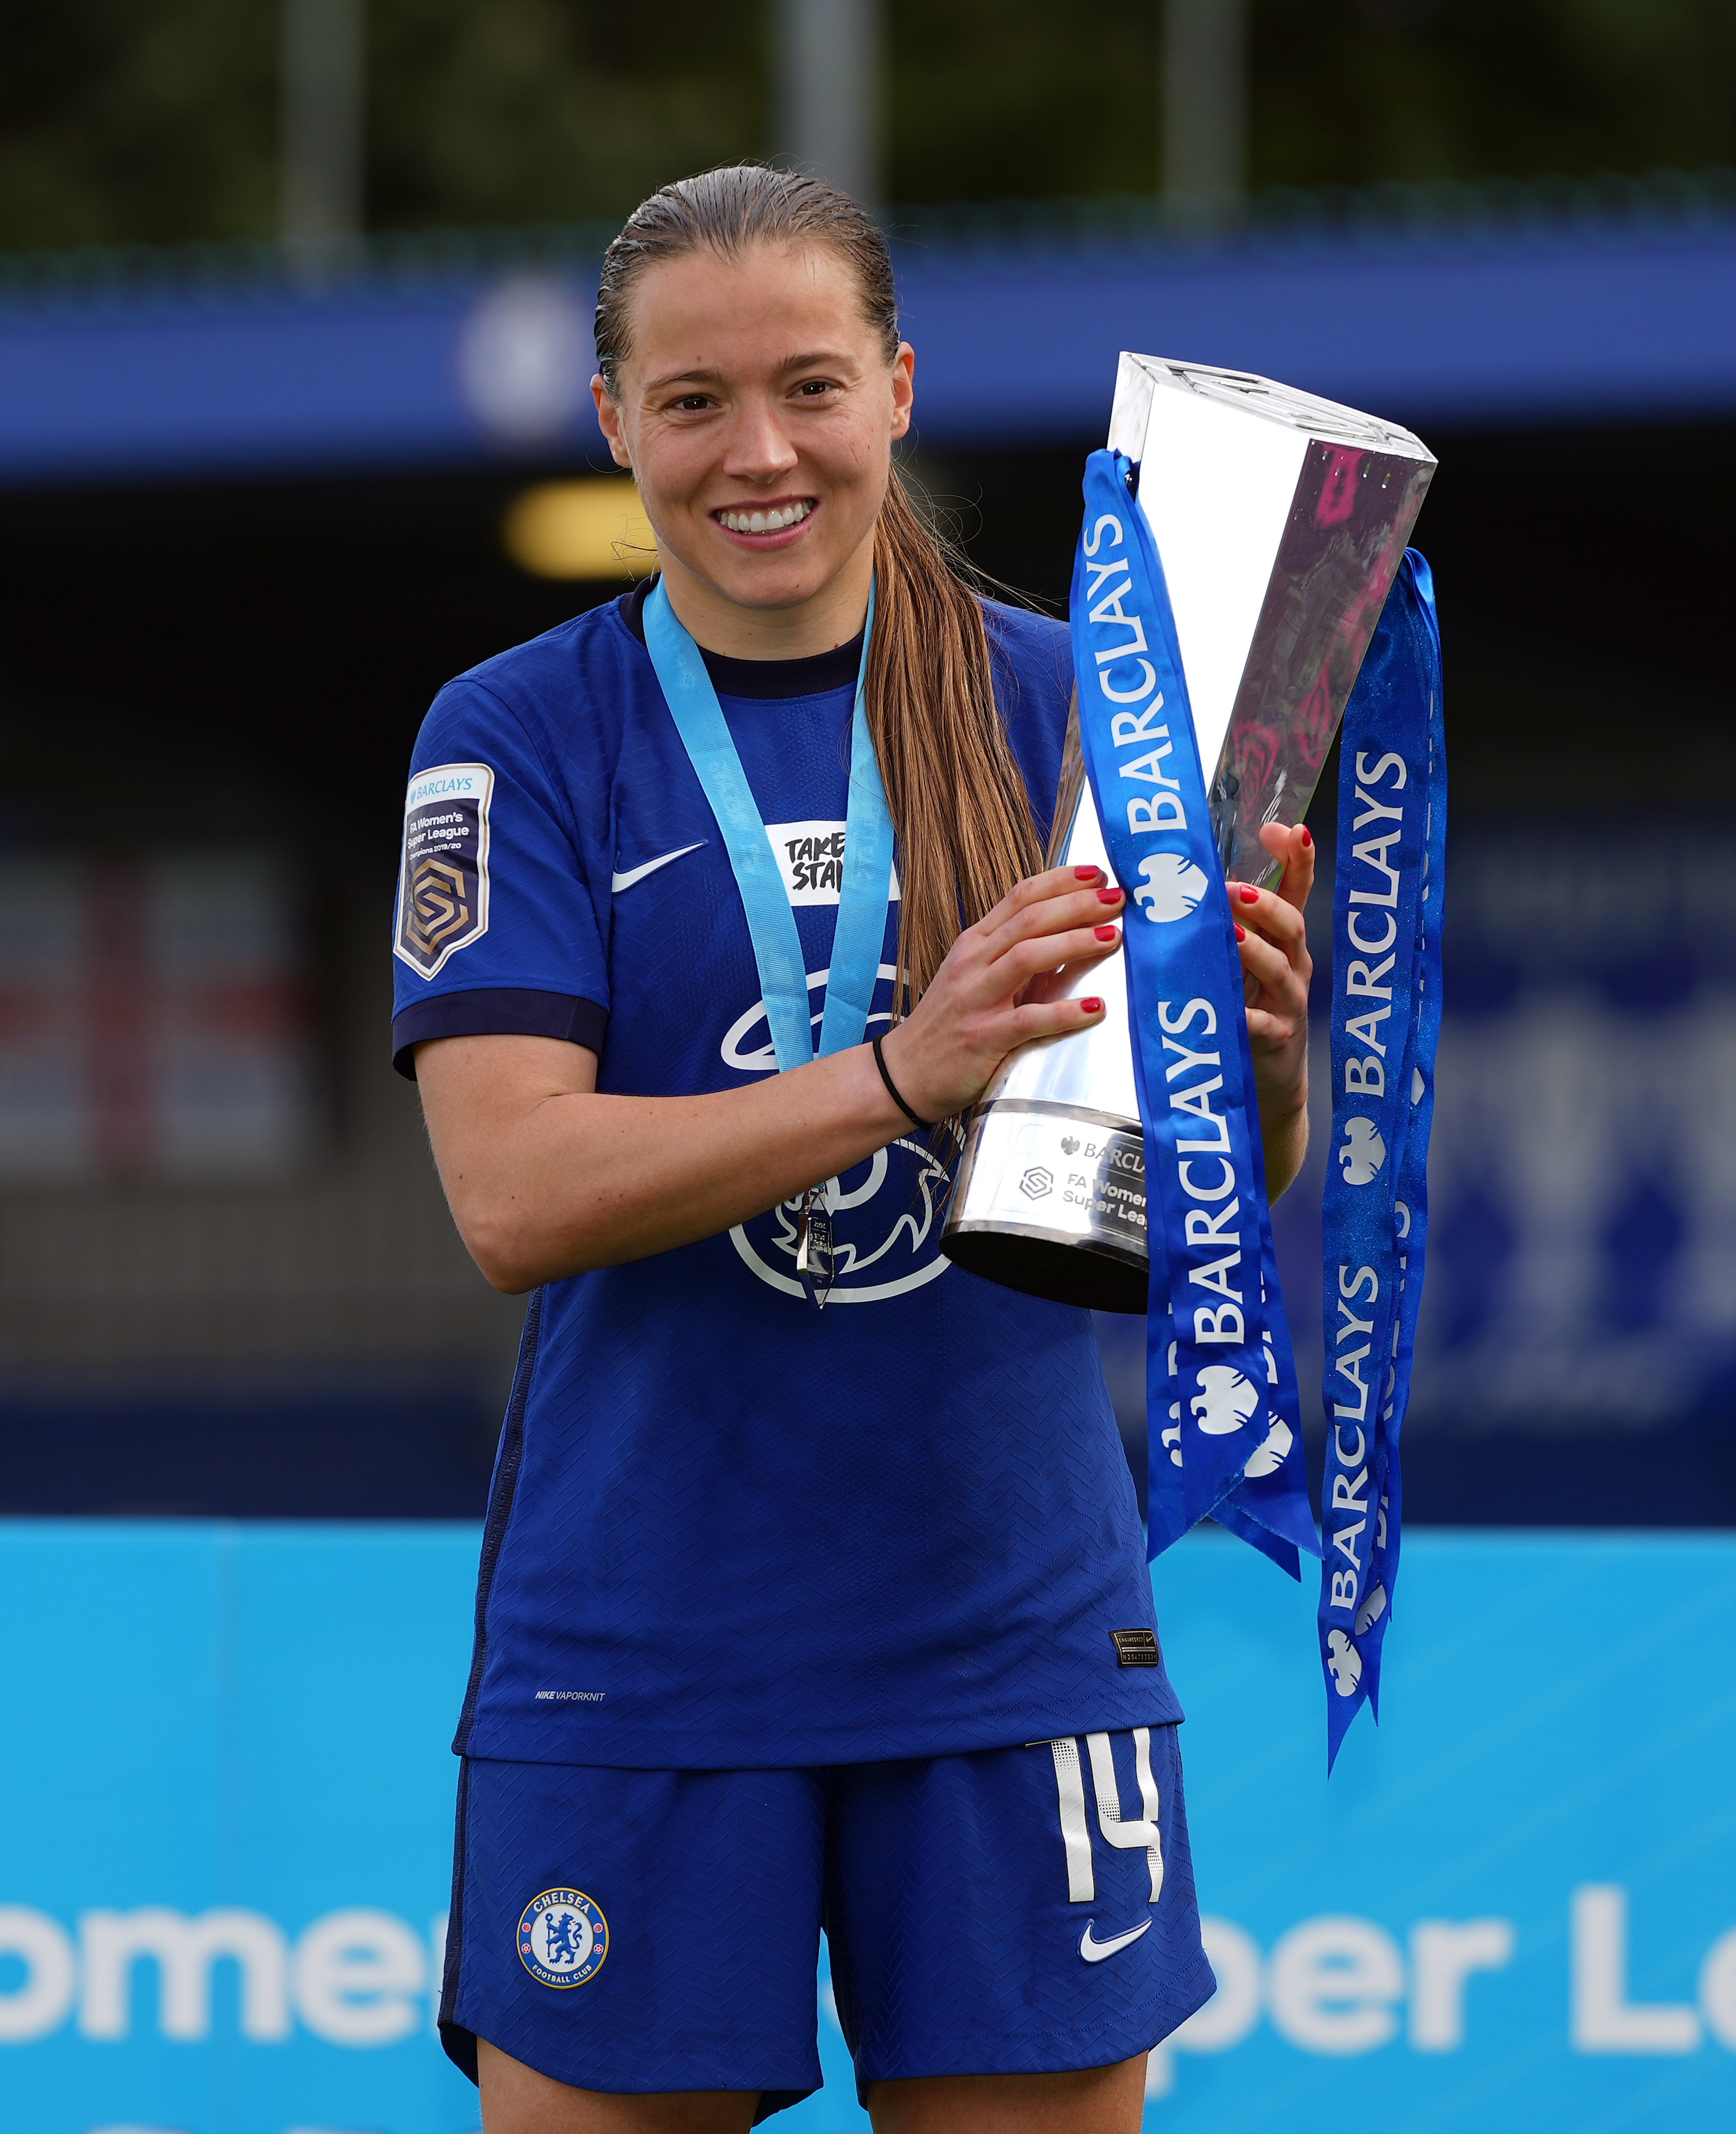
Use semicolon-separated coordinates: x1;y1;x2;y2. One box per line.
392;582;1183;1768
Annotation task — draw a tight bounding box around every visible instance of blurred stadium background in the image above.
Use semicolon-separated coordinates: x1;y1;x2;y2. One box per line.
1;4;1734;2130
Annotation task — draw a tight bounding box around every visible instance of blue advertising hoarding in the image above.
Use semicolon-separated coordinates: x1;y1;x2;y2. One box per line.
2;1520;1734;2132
2;188;1734;488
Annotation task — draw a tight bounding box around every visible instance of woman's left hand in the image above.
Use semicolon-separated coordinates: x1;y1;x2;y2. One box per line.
1232;821;1315;1198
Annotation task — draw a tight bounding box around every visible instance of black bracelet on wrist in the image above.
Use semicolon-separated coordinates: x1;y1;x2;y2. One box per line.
873;1035;934;1129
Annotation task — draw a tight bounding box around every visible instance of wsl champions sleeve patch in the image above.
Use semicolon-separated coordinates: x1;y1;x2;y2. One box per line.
394;762;494;979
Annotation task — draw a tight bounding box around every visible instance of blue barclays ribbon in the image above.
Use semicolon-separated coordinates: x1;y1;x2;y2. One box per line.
1070;451;1318;1581
1318;552;1445;1767
642;576;893;1071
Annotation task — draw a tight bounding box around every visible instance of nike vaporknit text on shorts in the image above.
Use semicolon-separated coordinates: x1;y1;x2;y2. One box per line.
440;1726;1216;2119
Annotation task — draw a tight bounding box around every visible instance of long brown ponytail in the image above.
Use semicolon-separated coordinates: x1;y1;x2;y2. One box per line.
594;164;1043;1024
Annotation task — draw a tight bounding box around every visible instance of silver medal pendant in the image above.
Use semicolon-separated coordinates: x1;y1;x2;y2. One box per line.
794;1188;834;1311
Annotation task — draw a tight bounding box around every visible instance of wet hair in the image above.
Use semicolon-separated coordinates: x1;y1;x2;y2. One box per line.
596;164;1042;1039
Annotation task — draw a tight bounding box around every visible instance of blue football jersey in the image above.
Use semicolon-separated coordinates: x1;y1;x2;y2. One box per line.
392;583;1184;1767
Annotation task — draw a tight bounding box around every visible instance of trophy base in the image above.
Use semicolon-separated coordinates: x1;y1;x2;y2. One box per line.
942;1099;1150;1316
942;1227;1148;1315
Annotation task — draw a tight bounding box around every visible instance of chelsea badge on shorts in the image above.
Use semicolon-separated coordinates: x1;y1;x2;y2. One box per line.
517;1888;609;1988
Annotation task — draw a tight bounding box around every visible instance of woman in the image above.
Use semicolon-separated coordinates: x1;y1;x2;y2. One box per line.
393;165;1313;2134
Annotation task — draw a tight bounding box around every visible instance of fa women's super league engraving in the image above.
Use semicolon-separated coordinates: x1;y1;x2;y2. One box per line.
944;355;1436;1312
943;353;1444;1755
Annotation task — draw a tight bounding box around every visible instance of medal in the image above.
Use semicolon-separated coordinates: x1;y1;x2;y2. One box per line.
794;1189;834;1308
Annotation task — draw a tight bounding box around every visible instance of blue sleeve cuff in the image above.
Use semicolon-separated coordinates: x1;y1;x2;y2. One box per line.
392;989;609;1079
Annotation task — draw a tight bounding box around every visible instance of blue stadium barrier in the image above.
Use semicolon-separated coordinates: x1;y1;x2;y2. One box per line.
1;175;1733;484
2;1520;1734;2131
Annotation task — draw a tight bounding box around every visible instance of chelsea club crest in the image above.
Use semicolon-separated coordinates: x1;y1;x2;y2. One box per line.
517;1887;609;1987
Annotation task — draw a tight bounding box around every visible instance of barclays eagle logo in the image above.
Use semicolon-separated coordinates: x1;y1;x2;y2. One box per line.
1339;1116;1387;1186
1243;1415;1293;1478
1191;1364;1261;1436
1325;1628;1363;1697
1132;853;1209;924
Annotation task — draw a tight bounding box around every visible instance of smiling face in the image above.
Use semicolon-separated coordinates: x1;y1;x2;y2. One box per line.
592;241;914;656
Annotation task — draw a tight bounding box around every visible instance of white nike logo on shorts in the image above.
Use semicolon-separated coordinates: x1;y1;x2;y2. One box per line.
611;843;705;893
1079;1919;1152;1964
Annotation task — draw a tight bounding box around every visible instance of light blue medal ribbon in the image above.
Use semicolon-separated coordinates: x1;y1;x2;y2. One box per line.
1318;553;1444;1767
642;576;894;1307
1070;451;1318;1586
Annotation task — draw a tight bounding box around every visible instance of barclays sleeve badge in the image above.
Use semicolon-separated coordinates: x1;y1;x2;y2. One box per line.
394;762;494;979
517;1887;609;1988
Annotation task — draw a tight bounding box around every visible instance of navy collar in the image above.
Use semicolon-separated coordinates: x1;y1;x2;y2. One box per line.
618;576;863;700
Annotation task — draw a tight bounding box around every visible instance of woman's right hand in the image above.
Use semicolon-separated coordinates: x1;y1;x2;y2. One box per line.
877;864;1123;1121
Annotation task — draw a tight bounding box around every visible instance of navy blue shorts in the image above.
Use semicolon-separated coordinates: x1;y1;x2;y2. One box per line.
440;1727;1214;2119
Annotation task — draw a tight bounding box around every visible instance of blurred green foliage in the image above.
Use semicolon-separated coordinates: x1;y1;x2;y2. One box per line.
1253;0;1736;193
0;0;1730;250
367;0;764;235
0;0;276;247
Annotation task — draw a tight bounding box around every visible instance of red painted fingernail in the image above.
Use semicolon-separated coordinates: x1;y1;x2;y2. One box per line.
1095;924;1118;941
1235;923;1246;941
1097;886;1123;904
1301;827;1312;848
1074;865;1101;880
1082;997;1104;1013
1238;884;1259;903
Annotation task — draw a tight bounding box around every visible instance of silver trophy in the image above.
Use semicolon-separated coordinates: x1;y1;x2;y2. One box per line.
942;354;1436;1311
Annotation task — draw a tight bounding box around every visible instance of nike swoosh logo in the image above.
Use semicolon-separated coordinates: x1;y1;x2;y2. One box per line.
1080;1919;1152;1964
610;842;705;894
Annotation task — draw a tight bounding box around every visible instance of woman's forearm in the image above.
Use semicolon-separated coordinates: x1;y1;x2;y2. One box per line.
427;1030;1310;1299
417;871;1126;1293
417;1033;911;1293
1260;1090;1309;1203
